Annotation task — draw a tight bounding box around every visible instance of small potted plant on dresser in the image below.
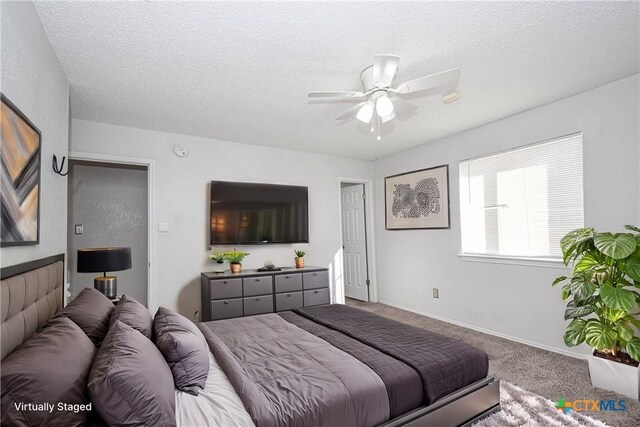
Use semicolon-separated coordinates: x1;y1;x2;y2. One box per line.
294;250;306;268
224;250;250;273
209;252;226;272
553;225;640;399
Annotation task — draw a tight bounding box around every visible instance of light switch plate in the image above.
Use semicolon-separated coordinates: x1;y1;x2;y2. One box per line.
74;224;83;235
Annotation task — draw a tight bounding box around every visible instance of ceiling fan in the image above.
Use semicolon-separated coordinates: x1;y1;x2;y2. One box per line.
308;55;461;138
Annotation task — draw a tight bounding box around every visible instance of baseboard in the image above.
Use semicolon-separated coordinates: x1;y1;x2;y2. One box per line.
378;299;587;361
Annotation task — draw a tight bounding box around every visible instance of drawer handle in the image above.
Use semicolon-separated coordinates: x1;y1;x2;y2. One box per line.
286;293;291;297
256;298;261;301
286;275;291;279
313;272;317;276
223;280;229;284
223;301;229;305
255;278;260;282
314;290;319;294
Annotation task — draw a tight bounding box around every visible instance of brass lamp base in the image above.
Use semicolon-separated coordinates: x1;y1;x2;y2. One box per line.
94;276;117;299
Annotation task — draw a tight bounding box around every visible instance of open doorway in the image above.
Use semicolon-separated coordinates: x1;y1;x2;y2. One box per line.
339;180;373;302
67;159;149;306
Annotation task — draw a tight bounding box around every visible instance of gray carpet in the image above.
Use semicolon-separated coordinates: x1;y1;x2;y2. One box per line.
345;299;639;427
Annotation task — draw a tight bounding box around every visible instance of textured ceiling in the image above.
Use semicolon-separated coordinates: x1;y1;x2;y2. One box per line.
33;1;639;160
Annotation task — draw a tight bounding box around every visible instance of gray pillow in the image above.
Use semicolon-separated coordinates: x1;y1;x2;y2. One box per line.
88;320;175;427
154;307;209;395
109;294;153;339
1;316;96;427
58;287;114;345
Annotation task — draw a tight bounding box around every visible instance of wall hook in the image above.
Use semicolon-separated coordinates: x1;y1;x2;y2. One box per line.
52;154;69;176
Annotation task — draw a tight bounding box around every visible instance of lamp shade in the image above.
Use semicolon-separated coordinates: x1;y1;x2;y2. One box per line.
77;247;132;273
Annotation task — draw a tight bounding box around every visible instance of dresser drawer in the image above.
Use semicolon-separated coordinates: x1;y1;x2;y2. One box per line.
210;278;243;299
243;295;274;316
275;274;303;293
303;271;329;290
243;276;273;297
304;288;330;307
275;291;303;312
210;298;243;320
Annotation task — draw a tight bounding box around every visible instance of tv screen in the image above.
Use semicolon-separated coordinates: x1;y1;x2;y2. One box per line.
210;181;309;245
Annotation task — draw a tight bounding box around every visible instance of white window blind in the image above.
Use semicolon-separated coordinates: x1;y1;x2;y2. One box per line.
459;133;583;259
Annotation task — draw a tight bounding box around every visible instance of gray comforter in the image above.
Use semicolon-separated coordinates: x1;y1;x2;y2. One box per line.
198;314;389;427
279;311;423;418
293;304;489;405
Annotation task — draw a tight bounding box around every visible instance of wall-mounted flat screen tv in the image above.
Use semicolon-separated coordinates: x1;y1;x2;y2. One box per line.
210;181;309;245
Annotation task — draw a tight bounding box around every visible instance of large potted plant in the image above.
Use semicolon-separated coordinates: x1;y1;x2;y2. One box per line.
553;225;640;399
223;250;250;273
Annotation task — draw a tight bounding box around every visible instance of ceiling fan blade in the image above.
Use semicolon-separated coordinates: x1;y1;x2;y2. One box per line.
395;68;460;95
335;102;367;121
308;91;365;99
372;55;400;88
390;96;418;121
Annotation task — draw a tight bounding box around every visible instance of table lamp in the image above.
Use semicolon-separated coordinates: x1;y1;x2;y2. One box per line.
77;247;132;298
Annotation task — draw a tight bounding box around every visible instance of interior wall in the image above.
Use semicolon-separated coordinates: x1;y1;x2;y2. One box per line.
373;74;640;358
67;162;148;304
70;119;373;317
0;1;69;268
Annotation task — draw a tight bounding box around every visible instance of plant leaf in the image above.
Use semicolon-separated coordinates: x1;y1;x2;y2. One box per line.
585;322;618;351
625;337;640;363
627;317;640;330
570;277;597;302
600;283;636;311
561;284;572;301
564;319;587;347
561;228;595;263
552;276;567;287
574;252;603;273
626;258;640;282
564;301;594;320
607;309;628;323
618;324;635;342
624;225;640;233
594;233;637;259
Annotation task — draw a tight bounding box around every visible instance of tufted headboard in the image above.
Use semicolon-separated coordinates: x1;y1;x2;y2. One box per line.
1;254;65;360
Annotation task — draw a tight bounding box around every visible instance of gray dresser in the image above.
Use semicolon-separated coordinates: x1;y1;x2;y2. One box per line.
200;267;330;321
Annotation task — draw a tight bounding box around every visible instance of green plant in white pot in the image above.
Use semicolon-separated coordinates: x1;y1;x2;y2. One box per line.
553;225;640;399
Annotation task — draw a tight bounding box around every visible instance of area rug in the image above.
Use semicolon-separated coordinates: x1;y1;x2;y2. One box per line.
472;381;608;427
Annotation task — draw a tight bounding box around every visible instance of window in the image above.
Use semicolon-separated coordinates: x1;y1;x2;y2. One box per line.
459;133;583;259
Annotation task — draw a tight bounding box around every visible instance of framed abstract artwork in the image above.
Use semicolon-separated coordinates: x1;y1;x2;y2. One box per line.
385;164;450;230
1;94;41;246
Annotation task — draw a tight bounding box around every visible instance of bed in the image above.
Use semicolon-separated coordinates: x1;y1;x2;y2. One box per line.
1;255;500;427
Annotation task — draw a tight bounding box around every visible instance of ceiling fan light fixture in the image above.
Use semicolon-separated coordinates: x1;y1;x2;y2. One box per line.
375;95;394;117
380;110;396;123
356;101;375;123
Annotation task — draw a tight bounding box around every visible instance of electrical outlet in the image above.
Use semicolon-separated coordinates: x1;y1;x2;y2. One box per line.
433;288;439;299
74;224;83;235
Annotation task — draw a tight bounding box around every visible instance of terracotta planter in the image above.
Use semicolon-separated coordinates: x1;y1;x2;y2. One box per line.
588;351;639;399
230;263;242;273
295;257;305;268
